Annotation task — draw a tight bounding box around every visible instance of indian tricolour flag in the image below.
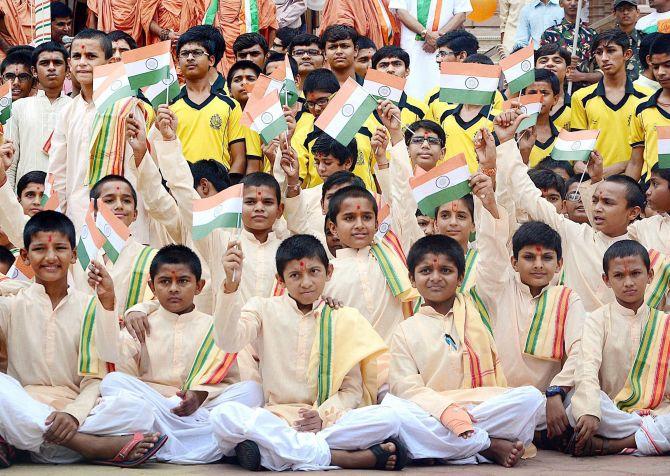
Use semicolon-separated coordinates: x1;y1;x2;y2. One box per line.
657;126;670;169
314;77;377;146
375;198;393;242
40;173;61;211
6;256;35;281
551;130;600;162
0;82;11;124
241;91;287;143
439;62;501;106
363;68;405;105
93;62;132;113
248;74;283;101
192;184;244;240
410;154;471;218
141;62;180;109
95;200;130;263
121;41;171;91
499;44;535;94
503;93;542;133
77;202;106;270
33;0;51;46
269;56;299;107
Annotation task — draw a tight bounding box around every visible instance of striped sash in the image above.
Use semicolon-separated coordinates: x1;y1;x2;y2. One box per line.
415;0;442;40
372;0;395;45
78;297;115;376
615;309;670;412
523;286;572;361
468;287;492;335
316;305;334;405
124;246;158;312
241;0;260;33
369;241;417;302
645;250;670;310
182;324;237;390
459;248;478;293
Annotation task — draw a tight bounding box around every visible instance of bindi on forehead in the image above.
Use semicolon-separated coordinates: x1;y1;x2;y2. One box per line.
535;246;542;254
47;234;52;242
451;202;459;212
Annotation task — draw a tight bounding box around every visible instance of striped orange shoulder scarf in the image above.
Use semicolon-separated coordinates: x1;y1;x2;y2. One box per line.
645;250;670;310
182;324;237;391
523;286;572;361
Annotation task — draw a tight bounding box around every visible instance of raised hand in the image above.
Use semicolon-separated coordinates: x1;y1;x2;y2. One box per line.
87;260;116;311
0;139;15;172
279;134;300;184
474;127;497;170
156;105;178;141
586;149;604;184
493;108;527;145
371;126;390;164
126;113;148;162
222;241;244;293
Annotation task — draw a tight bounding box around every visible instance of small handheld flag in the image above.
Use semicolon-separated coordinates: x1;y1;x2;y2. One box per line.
410;154;471;218
657;126;670;169
192;184;244;240
95;200;130;264
440;62;501;106
314;77;377;146
33;0;51;46
499;44;535;95
269;56;299;107
141;61;180;109
502;93;542;133
40;174;61;211
551;130;600;162
6;257;35;281
77;202;106;270
241;91;288;144
0;82;12;125
363;69;406;105
248;74;284;101
93;62;132;113
121;41;172;91
641;18;670;34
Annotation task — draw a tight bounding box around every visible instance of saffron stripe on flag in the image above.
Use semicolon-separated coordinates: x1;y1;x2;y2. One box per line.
122;41;172;90
409;154;472;217
363;68;406;103
503;93;542;132
499;44;535;94
657;125;670;168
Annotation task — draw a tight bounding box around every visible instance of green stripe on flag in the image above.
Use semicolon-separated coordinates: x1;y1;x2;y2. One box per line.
659;153;670;169
259;116;287;144
516;113;538;133
417;181;472;218
440;88;495;106
193;212;242;240
149;82;180;109
551;147;591;162
507;70;535;94
0;106;10;125
249;0;260;32
128;66;171;91
333;94;377;146
102;239;121;263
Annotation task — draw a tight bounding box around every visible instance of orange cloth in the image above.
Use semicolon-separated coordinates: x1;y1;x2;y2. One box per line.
320;0;398;48
87;0;144;45
140;0;205;45
0;0;33;52
440;404;475;436
213;0;278;74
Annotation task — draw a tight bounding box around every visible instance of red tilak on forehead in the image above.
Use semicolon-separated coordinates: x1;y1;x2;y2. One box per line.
356;205;360;210
535;246;542;253
300;261;305;268
47;234;52;242
451;202;458;212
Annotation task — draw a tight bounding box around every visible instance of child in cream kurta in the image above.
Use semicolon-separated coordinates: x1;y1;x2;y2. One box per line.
93;303;263;464
209;291;400;471
569;302;670;455
0;283;155;463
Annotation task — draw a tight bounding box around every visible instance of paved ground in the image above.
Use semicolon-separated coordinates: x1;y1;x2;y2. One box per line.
4;451;668;475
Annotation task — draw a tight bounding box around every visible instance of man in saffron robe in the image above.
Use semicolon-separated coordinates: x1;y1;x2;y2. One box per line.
0;0;33;55
87;0;143;46
320;0;398;48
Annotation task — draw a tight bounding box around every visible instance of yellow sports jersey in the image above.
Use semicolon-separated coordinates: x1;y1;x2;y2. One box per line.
630;90;670;175
170;90;245;168
243;125;263;161
425;86;504;123
365;93;428;133
551;101;571;131
439;104;495;173
529;123;559;167
291;111;377;191
571;79;651;168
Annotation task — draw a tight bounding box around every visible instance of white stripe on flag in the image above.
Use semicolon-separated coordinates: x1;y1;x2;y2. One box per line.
412;165;470;201
554;137;598;152
440;73;499;92
193;197;243;228
321;85;371;138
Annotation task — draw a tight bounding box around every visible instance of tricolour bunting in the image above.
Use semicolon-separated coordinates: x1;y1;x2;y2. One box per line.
439;62;501;105
77;202;106;270
410;154;471;218
33;0;51;45
499;44;535;94
192;184;244;240
92;62;132;113
121;41;171;91
241;91;288;144
551;129;600;162
363;68;405;105
95;200;130;263
657;125;670;169
503;93;542;133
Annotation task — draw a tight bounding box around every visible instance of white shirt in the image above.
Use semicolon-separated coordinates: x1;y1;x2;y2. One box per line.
636;9;670;32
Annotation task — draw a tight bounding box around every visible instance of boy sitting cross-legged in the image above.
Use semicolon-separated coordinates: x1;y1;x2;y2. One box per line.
0;211;166;468
381;235;545;467
91;244;263;464
210;234;408;471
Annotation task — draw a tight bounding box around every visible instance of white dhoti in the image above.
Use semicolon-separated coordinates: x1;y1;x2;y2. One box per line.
210;402;401;471
565;390;670;456
381;386;545;463
402;42;439;99
99;371;264;464
0;373;155;464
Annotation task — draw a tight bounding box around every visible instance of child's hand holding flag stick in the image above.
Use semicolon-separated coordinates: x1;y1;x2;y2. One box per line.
377;100;406;146
223;240;244;292
86;260;117;311
279;134;301;196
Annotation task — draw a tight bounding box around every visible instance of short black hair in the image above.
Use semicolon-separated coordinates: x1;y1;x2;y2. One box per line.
435;194;474;221
242;172;281;203
226;60;262;89
650;162;670;184
322;171;366;202
264;51;298;77
535;43;571;66
320;24;359;49
303;68;340;95
150;244;202;281
372;45;410;69
17;171;46;197
464;53;494;65
591;28;631;54
288;33;321;55
648;33;670;69
0;246;15;268
189;24;226;66
356;35;377;51
50;1;72;19
311;134;357;172
603;239;650;274
1;50;33;75
23;210;75;249
512;221;562;260
407;234;465;277
89;175;138;209
31;41;69;68
189;159;231;193
177;27;216;58
565;172;591;190
327;185;377;223
276;234;329;278
107;30;137;50
604;174;646;210
535;156;574;177
405;120;446;148
73;28;113;60
527;68;560;95
233;32;269;55
529;169;566;199
275;27;300;49
436;30;479;56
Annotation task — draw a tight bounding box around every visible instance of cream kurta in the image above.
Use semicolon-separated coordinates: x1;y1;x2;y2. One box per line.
390;306;507;420
628;214;670;255
95;305;239;400
474;201;584;391
0;176;28;247
47;95;152;244
0;283;103;424
214;291;362;426
572;302;670;420
497;140;627;312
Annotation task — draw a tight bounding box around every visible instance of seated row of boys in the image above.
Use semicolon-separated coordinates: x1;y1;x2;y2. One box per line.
0;93;669;470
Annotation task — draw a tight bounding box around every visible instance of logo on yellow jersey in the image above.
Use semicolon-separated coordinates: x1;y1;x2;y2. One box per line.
210;114;222;130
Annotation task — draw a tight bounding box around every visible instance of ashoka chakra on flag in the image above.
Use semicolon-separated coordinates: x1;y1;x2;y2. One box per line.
571;141;582;151
465;77;479;89
261;112;274;125
435;176;451;189
145;58;159;70
378;222;390;234
0;97;9;108
378;85;392;98
521;60;532;72
342;103;355;117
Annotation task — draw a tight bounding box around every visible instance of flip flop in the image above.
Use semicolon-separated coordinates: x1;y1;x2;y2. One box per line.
370;437;409;471
235;440;262;471
94;432;168;468
0;436;15;469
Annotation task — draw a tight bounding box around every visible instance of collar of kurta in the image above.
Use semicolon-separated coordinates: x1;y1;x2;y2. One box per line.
281;292;324;317
418;305;455;320
611;300;649;319
335;245;371;259
36;89;66;100
241;227;276;245
513;272;557;301
156;304;200;322
532;0;560;6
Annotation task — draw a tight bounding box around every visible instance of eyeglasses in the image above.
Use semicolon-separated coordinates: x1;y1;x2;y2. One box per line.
409;136;441;146
292;49;321;57
566;191;582;202
178;49;207;59
305;95;333;109
436;50;456;58
2;73;33;83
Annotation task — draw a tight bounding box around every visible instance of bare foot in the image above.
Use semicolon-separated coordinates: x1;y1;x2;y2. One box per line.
481;438;525;467
66;432;161;461
331;441;398;470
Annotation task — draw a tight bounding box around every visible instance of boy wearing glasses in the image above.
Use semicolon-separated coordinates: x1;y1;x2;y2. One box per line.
171;28;246;182
0;49;34;101
288;33;325;82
